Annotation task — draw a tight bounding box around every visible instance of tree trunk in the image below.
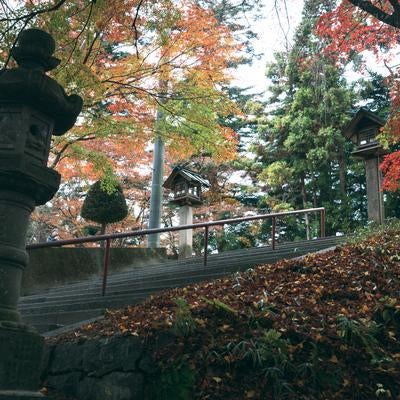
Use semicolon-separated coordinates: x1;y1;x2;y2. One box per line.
338;146;347;197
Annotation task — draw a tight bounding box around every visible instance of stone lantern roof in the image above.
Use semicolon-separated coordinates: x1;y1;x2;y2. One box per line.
0;28;83;135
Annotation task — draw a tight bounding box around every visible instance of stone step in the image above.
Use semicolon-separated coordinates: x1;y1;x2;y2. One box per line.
21;275;217;315
19;236;343;332
22;271;236;333
20;243;337;310
19;238;339;307
22;308;106;333
22;237;340;300
53;239;333;287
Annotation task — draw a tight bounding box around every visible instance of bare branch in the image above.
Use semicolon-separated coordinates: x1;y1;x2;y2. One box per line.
348;0;400;28
61;0;95;68
82;30;101;65
0;0;68;23
51;134;96;168
132;0;144;58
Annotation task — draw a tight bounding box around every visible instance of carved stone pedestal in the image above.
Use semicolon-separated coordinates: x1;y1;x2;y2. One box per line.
0;178;57;400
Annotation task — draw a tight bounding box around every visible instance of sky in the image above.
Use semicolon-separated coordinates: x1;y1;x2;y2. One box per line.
232;0;304;94
232;0;399;96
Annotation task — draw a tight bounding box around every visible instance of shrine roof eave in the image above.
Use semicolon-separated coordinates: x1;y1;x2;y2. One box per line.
163;166;210;190
351;143;388;158
343;108;385;142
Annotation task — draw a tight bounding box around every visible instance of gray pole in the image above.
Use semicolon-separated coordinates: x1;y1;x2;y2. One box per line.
148;130;165;248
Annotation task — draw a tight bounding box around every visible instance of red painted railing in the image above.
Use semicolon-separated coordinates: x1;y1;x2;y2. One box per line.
27;207;325;296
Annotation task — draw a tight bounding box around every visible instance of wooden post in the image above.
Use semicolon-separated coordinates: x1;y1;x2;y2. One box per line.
204;225;209;266
271;217;276;250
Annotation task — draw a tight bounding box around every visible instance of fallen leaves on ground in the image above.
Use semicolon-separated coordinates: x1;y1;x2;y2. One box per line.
48;229;400;399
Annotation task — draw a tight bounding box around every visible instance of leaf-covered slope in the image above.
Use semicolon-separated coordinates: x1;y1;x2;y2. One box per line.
49;229;400;399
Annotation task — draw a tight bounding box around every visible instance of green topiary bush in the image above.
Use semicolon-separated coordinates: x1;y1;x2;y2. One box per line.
81;180;128;235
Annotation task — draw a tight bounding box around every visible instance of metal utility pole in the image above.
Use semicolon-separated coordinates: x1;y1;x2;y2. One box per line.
147;73;168;249
148;121;165;248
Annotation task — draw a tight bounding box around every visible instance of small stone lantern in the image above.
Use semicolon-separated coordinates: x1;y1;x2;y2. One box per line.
164;166;209;258
0;29;82;399
344;108;387;224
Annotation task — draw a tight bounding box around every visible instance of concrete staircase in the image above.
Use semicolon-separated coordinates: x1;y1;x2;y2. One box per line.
19;236;343;333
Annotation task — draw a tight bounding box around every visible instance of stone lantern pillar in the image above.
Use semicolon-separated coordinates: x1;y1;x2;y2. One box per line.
0;29;82;399
344;108;387;224
163;166;209;258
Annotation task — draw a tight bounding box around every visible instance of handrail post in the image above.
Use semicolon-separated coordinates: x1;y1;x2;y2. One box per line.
320;208;326;238
271;217;276;250
305;212;310;240
204;225;209;266
102;238;111;296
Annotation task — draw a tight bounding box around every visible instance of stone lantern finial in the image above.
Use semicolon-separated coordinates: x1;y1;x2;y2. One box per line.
0;29;83;135
11;28;61;72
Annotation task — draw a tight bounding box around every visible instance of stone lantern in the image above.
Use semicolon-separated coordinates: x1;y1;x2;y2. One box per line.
0;29;82;399
163;166;209;258
344;108;387;224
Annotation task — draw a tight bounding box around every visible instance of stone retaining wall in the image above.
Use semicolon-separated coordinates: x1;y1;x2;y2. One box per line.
42;333;174;400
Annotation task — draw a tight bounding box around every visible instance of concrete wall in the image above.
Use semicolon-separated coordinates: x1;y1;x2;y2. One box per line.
23;248;168;295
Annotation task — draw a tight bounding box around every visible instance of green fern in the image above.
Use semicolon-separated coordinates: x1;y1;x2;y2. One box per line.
172;298;196;337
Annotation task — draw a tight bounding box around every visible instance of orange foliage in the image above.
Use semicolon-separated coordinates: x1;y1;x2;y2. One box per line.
14;0;243;240
38;0;241;180
317;2;399;63
380;152;400;192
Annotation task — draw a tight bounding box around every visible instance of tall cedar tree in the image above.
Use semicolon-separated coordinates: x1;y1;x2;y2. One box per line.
81;180;128;235
254;0;366;236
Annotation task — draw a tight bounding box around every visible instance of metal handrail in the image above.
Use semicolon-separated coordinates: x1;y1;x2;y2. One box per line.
27;207;325;296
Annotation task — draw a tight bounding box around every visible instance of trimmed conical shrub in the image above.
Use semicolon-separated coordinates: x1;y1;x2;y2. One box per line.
81;180;128;234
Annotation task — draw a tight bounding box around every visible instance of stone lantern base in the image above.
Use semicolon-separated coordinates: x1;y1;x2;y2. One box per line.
0;326;45;399
0;168;58;400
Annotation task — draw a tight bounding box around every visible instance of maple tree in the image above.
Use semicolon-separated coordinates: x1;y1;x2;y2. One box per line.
1;0;242;157
0;0;254;240
316;0;400;191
